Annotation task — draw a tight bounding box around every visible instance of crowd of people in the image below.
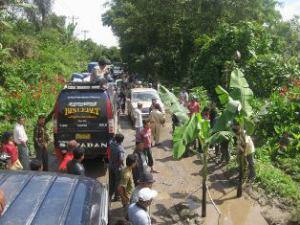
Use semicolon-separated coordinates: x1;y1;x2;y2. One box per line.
0;72;259;224
0;114;86;176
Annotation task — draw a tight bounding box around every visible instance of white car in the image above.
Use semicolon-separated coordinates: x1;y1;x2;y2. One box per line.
127;88;164;123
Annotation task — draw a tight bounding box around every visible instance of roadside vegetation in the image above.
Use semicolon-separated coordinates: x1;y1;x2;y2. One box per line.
0;0;121;153
104;0;300;221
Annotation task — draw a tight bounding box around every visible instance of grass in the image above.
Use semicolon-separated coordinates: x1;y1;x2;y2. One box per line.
256;161;300;204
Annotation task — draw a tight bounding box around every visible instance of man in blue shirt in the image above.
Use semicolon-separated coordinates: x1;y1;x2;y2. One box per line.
109;133;126;201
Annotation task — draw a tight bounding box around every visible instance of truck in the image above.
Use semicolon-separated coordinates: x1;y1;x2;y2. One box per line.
53;82;114;160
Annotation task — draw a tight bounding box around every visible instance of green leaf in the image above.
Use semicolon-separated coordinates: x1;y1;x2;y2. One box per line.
215;85;230;105
172;114;199;159
173;141;186;159
229;68;253;116
207;131;234;145
244;117;255;135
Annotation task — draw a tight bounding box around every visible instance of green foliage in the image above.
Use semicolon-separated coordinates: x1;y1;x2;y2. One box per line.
104;0;284;85
158;85;189;124
256;161;300;203
190;86;210;109
0;1;120;155
173;114;199;159
213;68;254;134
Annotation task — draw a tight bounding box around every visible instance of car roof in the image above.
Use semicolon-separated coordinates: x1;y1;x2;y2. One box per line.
131;88;157;93
0;171;108;225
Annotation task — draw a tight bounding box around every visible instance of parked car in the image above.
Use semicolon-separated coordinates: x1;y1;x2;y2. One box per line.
127;88;164;123
0;171;108;225
53;82;115;160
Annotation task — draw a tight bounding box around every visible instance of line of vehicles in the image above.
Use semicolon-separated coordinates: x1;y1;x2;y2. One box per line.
0;62;126;225
0;61;165;224
53;62;164;161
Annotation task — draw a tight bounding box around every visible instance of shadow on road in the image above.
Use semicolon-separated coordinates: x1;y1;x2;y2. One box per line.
156;155;174;163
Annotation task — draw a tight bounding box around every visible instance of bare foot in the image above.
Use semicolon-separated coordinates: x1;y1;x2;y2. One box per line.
151;169;160;173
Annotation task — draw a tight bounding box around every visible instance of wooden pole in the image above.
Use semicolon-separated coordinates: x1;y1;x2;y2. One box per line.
236;125;246;198
237;153;243;197
202;141;207;217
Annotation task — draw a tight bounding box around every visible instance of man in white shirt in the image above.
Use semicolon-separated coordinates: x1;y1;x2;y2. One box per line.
244;135;256;180
134;103;143;135
128;187;157;225
13;115;30;170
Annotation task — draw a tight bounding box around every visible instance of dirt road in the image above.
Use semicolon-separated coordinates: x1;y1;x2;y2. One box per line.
108;115;269;225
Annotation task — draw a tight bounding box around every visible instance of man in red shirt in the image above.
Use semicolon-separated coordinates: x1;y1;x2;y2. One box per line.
58;140;78;172
137;119;158;173
188;95;200;116
1;132;23;170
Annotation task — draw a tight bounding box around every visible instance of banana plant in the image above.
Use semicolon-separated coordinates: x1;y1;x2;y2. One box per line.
212;68;255;197
158;85;189;125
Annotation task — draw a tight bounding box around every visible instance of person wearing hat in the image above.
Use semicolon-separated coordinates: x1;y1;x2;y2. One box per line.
13;115;30;170
130;172;155;204
1;131;23;170
118;154;137;207
128;187;157;225
33;115;50;171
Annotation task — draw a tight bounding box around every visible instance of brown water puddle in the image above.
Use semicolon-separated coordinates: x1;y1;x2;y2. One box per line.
199;185;269;225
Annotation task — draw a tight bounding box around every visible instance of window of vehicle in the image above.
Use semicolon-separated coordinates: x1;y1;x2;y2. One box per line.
132;91;159;102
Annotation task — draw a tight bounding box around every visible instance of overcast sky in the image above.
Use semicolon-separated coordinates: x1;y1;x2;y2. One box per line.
53;0;300;48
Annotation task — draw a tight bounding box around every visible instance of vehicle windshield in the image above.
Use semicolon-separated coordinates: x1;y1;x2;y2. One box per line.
132;91;158;102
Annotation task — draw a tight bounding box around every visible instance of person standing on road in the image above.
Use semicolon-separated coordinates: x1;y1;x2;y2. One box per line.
149;98;162;113
137;120;158;173
67;147;85;176
130;172;155;204
233;124;256;180
149;104;165;146
118;89;126;114
128;187;158;225
133;141;150;186
13;115;30;170
134;103;143;137
34;115;50;171
118;154;137;207
1;131;23;170
109;134;126;201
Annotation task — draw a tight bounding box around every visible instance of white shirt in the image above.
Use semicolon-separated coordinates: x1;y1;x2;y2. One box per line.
13;123;28;145
245;135;255;156
128;203;151;225
134;108;143;128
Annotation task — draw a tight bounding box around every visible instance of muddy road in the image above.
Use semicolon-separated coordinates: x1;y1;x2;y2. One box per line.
48;114;269;224
103;115;269;225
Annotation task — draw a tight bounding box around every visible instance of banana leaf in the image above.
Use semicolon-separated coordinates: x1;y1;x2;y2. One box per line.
229;69;253;116
173;114;199;159
215;85;230;105
158;85;189;124
207;131;234;145
173;113;213;159
213;69;254;134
